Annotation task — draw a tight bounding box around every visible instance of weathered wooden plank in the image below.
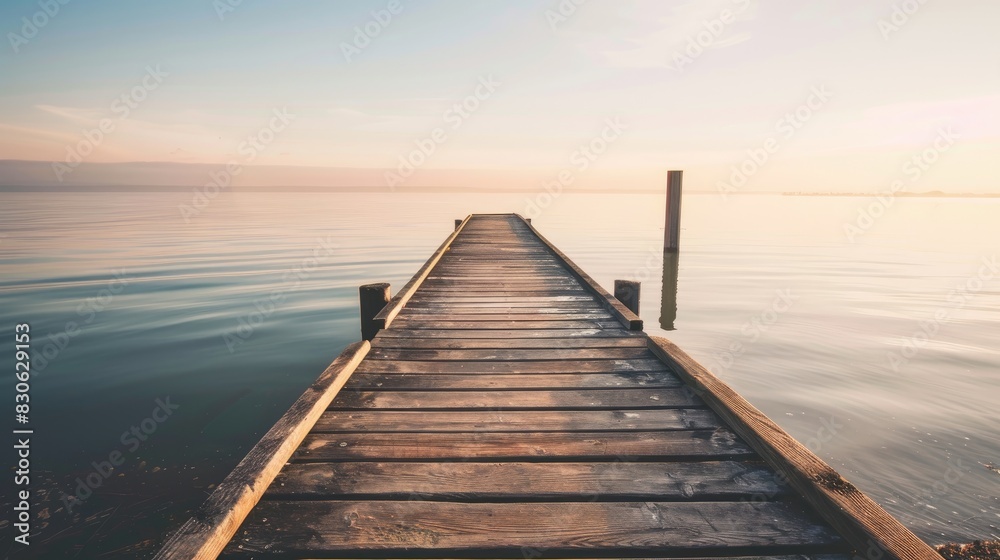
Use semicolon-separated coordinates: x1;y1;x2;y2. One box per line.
366;347;655;361
314;409;719;432
431;263;567;268
267;461;790;500
647;336;941;560
152;341;370;560
413;288;593;295
421;281;584;288
345;372;683;390
329;388;701;410
400;307;608;315
354;358;669;374
386;319;625;330
426;277;576;281
407;295;598;303
393;312;618;322
225;500;843;556
406;298;604;313
375;328;638;339
370;336;649;349
224;555;849;560
292;430;754;461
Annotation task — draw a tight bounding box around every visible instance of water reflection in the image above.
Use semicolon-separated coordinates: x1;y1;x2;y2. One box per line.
660;250;680;331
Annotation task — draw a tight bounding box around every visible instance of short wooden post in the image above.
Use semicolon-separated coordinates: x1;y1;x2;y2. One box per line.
525;218;532;225
664;170;683;252
455;219;463;231
614;280;640;315
359;283;390;341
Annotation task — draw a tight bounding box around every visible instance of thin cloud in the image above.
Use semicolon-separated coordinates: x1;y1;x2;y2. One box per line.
34;104;102;125
562;0;757;69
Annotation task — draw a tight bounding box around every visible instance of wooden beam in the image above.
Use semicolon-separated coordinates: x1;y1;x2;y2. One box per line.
359;283;390;341
646;336;941;560
152;341;370;560
373;216;471;330
614;279;641;315
517;215;643;331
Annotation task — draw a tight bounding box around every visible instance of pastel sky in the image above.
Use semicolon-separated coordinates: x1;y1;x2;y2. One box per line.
1;0;998;192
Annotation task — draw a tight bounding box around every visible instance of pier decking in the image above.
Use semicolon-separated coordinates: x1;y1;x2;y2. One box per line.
157;214;940;560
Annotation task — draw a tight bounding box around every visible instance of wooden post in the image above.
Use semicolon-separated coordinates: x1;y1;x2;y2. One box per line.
614;280;640;315
525;218;531;225
455;219;463;231
359;283;390;341
664;170;683;252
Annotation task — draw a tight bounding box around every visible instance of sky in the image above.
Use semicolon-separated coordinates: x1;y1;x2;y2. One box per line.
1;0;998;192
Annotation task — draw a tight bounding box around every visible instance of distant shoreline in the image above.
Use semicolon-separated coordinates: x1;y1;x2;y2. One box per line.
1;185;998;198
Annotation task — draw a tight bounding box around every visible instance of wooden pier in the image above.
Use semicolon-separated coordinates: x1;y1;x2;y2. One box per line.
156;214;940;560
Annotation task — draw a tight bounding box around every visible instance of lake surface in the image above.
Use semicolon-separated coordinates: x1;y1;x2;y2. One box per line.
1;191;997;557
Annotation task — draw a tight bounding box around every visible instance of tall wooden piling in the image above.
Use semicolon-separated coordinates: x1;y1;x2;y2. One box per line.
664;170;683;252
359;283;391;341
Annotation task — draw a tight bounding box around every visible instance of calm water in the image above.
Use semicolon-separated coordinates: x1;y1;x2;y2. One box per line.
1;191;997;557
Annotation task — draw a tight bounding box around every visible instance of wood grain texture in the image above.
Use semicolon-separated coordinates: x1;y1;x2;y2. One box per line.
366;347;655;361
354;358;671;374
647;336;940;560
292;430;755;462
387;319;626;330
393;312;619;322
345;372;683;390
224;500;843;556
313;408;720;432
370;336;649;349
153;341;370;560
374;328;640;339
329;388;702;410
266;461;789;500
